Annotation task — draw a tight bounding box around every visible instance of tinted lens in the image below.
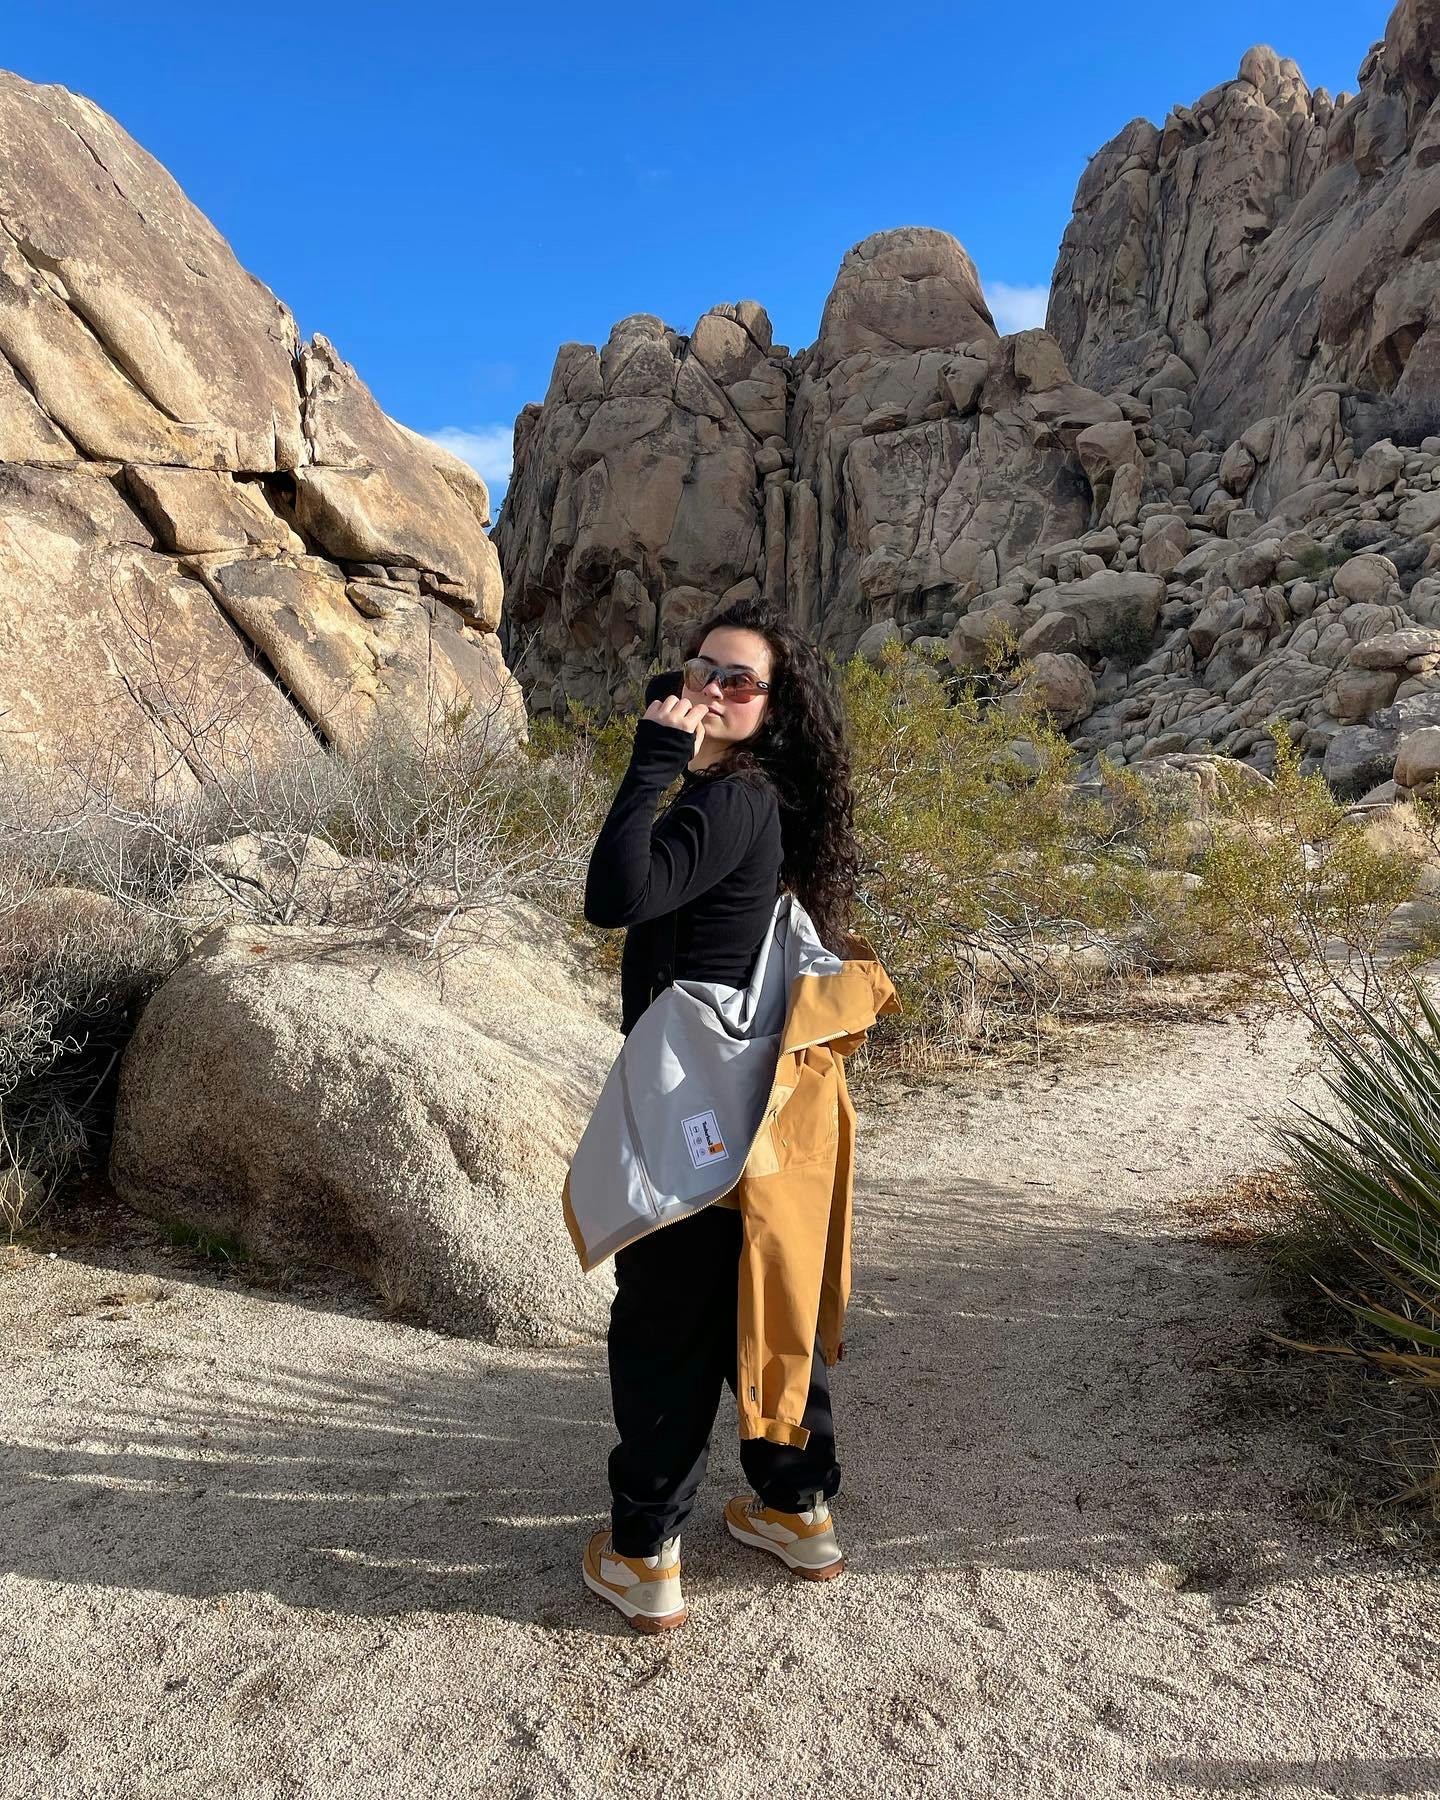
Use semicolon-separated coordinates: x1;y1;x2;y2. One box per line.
683;658;762;697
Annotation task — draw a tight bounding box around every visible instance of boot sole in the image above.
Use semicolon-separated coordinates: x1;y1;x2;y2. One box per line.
724;1517;846;1582
582;1564;688;1632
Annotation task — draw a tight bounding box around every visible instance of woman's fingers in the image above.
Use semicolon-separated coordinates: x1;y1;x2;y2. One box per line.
643;694;708;739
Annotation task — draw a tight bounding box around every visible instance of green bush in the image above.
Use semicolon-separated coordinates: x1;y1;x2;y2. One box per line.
1271;982;1440;1502
835;642;1194;1061
1292;542;1349;581
1090;614;1154;669
1183;726;1433;1027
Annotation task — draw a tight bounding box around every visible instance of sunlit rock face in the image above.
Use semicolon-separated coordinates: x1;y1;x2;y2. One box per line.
498;1;1440;798
1049;2;1440;450
0;70;520;795
496;227;1109;716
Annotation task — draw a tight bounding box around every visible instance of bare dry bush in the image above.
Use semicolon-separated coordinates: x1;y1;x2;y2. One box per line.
0;602;613;1228
0;871;175;1235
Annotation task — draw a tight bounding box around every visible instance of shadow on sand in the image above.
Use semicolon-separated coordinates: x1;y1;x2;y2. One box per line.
5;1151;1396;1639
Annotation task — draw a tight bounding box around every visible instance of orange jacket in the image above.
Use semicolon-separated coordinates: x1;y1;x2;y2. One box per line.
562;894;900;1445
728;936;899;1444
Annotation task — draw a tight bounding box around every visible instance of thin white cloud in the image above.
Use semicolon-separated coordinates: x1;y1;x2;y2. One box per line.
984;280;1051;335
623;152;672;185
424;424;514;502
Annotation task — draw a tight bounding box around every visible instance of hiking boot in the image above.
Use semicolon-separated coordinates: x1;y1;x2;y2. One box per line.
723;1493;845;1581
582;1529;687;1632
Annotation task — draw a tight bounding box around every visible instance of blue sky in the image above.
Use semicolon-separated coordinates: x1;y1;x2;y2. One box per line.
6;1;1390;511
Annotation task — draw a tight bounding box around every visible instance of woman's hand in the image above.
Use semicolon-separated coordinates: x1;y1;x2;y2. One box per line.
643;690;707;753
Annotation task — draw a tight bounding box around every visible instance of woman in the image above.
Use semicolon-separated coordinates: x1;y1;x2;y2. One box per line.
578;594;868;1632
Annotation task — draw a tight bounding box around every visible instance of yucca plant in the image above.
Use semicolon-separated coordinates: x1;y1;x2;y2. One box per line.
1271;980;1440;1499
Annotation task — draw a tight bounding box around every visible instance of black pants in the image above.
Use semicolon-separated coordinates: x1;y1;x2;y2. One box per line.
607;1203;841;1557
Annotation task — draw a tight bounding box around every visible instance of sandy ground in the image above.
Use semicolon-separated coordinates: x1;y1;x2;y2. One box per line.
3;1011;1439;1800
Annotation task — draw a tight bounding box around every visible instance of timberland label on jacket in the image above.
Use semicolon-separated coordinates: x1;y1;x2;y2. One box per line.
682;1109;729;1169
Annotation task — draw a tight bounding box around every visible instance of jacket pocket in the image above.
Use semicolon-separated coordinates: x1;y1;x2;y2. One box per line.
775;1051;838;1164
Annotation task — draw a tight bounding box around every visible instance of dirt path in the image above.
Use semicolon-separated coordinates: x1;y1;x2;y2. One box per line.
3;1013;1438;1799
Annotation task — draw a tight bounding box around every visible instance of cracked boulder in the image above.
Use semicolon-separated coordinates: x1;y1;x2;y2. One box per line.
0;71;305;470
192;553;504;761
0;463;315;795
294;337;502;618
111;907;620;1343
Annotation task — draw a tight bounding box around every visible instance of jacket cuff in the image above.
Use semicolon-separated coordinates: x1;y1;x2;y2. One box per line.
736;1412;812;1450
627;716;697;783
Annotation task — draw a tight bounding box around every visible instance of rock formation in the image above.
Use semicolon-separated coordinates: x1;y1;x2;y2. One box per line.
496;229;1116;716
1050;11;1440;451
0;72;522;796
110;901;619;1344
495;305;783;720
496;0;1440;802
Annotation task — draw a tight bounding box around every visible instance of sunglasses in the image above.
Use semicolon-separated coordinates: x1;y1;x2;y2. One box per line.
680;656;771;701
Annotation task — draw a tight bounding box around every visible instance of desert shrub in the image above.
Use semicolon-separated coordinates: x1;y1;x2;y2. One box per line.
1090;614;1154;669
513;641;1202;1065
948;618;1028;703
1092;754;1203;866
0;873;177;1236
10;693;601;949
1293;542;1349;581
499;697;661;987
1162;726;1435;1031
1270;983;1440;1507
834;642;1182;1060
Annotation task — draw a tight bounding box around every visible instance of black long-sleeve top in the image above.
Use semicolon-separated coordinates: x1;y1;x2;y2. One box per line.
583;717;784;1035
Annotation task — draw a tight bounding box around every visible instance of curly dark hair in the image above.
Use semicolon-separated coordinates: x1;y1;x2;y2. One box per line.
676;596;862;957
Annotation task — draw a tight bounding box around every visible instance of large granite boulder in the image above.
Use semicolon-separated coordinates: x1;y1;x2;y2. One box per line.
110;903;619;1344
812;227;996;371
0;72;305;471
0;71;523;794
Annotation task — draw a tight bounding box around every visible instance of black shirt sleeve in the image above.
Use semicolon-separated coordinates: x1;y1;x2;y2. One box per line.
583;719;765;928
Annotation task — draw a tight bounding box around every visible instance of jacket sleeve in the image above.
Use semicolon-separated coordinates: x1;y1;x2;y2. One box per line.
582;719;766;928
